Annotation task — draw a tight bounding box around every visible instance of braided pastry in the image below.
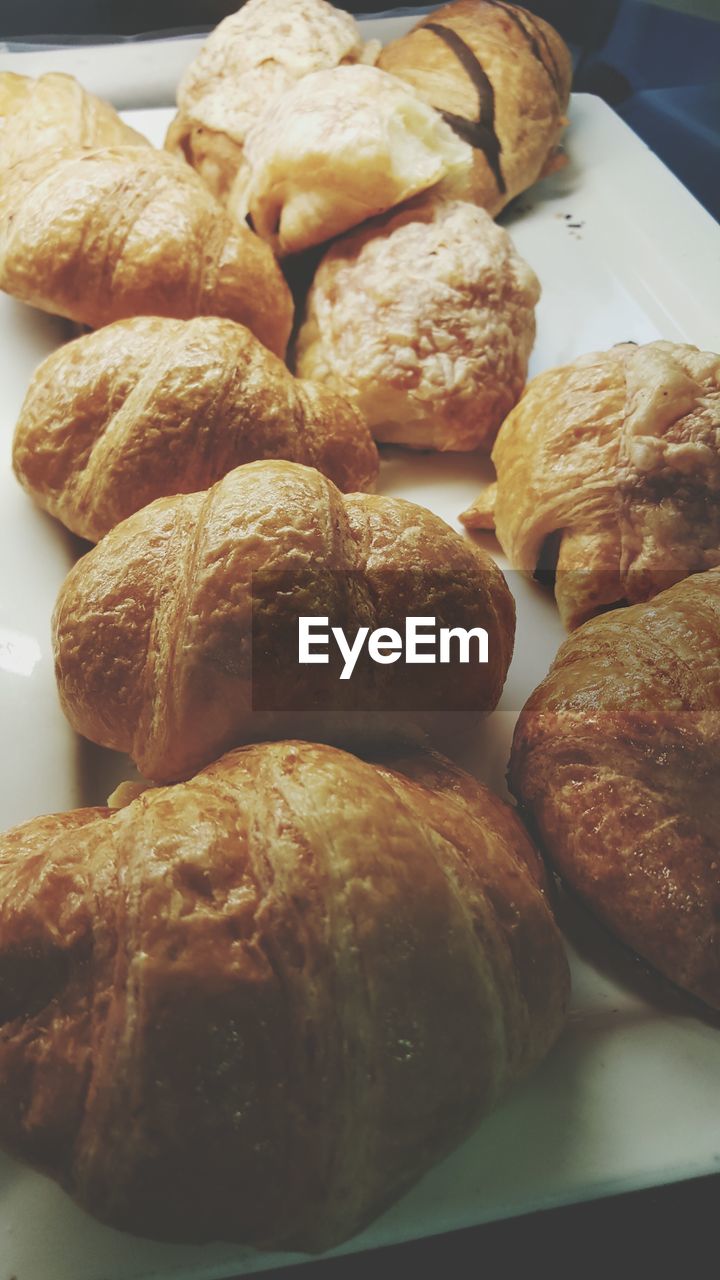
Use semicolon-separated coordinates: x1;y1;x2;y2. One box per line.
461;341;720;628
13;315;378;541
0;740;568;1248
0;146;293;354
53;460;516;782
510;568;720;1009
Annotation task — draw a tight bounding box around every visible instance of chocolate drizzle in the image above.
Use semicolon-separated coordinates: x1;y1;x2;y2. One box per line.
484;1;564;98
424;21;506;195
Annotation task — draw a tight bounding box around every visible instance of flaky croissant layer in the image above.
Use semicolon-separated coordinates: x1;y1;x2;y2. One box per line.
12;315;378;541
461;340;720;628
510;568;720;1009
0;144;293;354
53;459;515;783
0;70;150;172
0;741;568;1249
166;0;377;203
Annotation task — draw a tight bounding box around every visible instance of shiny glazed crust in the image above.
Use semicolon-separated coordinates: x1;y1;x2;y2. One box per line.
12;315;379;541
461;341;720;627
166;0;375;202
510;569;720;1009
0;145;293;355
295;199;539;451
378;0;572;216
0;740;569;1249
52;459;516;782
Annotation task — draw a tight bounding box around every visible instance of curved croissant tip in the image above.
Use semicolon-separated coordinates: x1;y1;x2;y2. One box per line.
107;780;154;810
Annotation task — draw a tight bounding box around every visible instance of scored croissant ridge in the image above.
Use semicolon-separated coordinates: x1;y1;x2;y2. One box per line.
510;568;720;1010
377;0;572;217
0;70;150;171
228;63;474;256
53;459;516;783
0;134;292;355
12;315;379;542
461;340;720;629
0;740;569;1249
166;0;379;203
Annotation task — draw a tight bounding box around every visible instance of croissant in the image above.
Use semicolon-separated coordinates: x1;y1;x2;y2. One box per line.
12;315;378;542
0;145;293;355
0;739;568;1248
0;70;149;171
53;460;515;782
510;569;720;1010
228;64;473;256
460;341;720;628
166;0;378;203
377;0;572;217
295;198;539;451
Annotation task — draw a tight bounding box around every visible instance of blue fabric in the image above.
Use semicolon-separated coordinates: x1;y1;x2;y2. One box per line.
586;1;720;90
619;83;720;216
573;1;720;218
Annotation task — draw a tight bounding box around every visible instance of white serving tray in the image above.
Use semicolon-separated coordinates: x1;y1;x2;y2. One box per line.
1;25;720;1280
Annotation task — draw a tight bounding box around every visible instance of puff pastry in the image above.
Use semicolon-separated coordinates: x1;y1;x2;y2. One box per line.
0;146;293;355
295;199;539;451
53;460;515;782
0;740;568;1248
378;0;572;217
166;0;378;202
229;64;473;256
0;70;149;171
13;315;378;541
461;341;720;628
510;569;720;1010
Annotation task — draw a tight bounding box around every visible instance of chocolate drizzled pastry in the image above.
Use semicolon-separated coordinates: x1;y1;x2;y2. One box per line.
378;0;572;217
424;21;506;195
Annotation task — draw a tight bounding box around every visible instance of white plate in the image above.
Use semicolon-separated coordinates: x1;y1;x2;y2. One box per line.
1;49;720;1280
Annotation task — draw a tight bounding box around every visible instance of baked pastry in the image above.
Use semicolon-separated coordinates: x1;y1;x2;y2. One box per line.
510;568;720;1010
0;146;293;355
295;199;539;451
378;0;572;217
229;64;473;256
0;740;568;1248
12;315;379;541
166;0;378;203
461;341;720;628
53;460;516;782
0;70;149;172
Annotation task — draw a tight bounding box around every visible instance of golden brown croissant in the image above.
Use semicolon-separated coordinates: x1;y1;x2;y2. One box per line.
0;740;569;1249
0;146;293;355
509;569;720;1010
53;460;515;782
0;70;149;171
295;198;539;451
461;341;720;628
229;64;473;256
378;0;572;217
166;0;378;203
12;315;378;541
